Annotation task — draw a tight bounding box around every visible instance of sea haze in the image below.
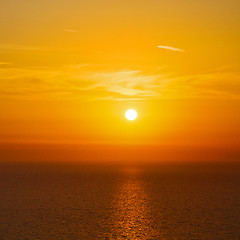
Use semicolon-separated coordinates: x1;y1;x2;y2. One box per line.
0;144;240;239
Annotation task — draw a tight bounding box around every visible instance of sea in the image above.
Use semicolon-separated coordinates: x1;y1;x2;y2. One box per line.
0;145;240;239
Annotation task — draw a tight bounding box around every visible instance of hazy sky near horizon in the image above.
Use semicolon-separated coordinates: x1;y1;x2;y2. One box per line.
0;0;240;146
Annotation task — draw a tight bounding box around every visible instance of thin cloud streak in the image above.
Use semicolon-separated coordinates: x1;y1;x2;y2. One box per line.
157;45;184;52
64;29;78;33
0;62;12;65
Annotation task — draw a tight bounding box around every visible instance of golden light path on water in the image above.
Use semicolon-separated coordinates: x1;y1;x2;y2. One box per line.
109;169;158;239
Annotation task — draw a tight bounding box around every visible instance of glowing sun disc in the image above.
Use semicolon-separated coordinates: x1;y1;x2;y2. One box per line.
125;109;137;120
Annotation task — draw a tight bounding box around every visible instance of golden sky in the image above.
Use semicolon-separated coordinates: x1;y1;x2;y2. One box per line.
0;0;240;146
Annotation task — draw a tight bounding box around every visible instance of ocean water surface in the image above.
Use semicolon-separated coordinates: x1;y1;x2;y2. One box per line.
0;161;240;239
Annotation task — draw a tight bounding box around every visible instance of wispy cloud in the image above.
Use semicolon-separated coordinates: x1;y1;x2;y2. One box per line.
86;70;160;97
0;64;240;101
0;62;12;67
64;29;78;33
157;45;184;52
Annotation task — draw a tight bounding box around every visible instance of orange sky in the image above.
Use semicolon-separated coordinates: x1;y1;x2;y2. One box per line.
0;0;240;147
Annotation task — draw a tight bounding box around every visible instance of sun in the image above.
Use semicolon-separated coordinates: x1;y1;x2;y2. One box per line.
125;109;137;121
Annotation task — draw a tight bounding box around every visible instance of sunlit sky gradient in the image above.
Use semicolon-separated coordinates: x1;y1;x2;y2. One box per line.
0;0;240;146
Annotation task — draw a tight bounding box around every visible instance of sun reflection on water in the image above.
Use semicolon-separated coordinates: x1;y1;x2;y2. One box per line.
109;169;156;239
